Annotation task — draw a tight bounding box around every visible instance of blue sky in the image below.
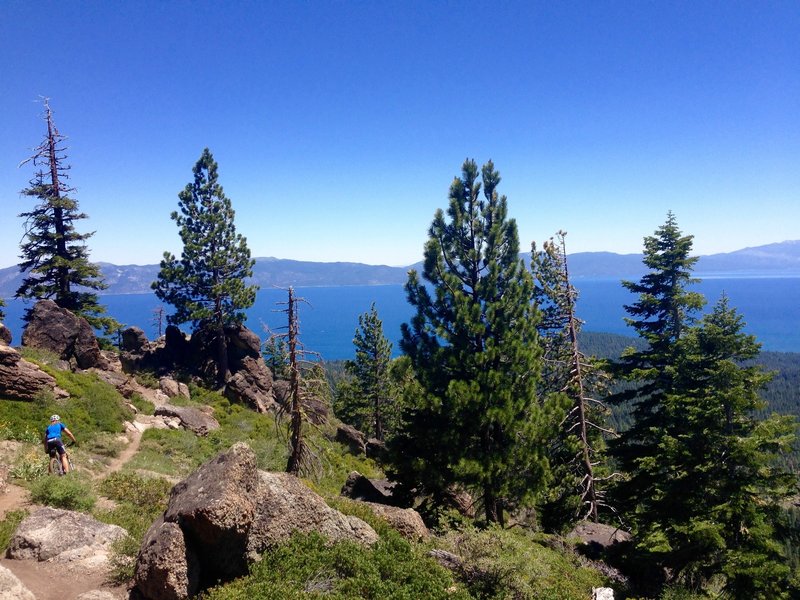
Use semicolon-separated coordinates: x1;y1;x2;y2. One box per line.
1;1;798;268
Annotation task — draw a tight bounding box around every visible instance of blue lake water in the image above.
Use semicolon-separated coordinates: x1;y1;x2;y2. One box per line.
2;277;799;359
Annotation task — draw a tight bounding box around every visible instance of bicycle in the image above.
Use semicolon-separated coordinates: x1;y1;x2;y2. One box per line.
49;441;74;476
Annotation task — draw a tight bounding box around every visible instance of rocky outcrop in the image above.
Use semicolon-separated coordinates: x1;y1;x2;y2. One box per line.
0;344;67;402
366;437;388;462
7;507;126;564
154;405;220;436
21;299;108;370
132;443;378;600
0;564;35;600
224;355;277;413
0;323;11;346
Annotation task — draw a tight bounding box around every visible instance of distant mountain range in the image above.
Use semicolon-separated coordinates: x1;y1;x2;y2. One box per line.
1;240;798;297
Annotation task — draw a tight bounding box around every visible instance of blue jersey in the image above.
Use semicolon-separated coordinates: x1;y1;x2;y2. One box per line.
45;423;67;441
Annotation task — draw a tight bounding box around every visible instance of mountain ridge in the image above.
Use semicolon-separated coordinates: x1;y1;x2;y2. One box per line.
0;240;798;296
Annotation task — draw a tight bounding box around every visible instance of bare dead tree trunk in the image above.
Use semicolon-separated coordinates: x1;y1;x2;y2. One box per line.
286;287;303;476
559;233;599;522
42;101;70;304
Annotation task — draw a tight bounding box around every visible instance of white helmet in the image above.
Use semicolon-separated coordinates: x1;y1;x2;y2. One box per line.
50;414;60;422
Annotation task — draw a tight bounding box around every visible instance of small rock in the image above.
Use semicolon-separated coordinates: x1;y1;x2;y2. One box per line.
0;564;35;600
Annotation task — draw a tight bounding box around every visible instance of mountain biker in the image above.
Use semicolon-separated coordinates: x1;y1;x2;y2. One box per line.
43;414;76;474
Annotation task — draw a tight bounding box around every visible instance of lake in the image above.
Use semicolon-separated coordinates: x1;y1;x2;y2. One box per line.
2;277;798;359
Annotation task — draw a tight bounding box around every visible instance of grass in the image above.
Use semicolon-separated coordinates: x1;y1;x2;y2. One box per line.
0;509;27;554
29;471;97;511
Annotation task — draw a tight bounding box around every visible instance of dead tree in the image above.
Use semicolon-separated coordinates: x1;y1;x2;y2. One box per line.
532;231;616;523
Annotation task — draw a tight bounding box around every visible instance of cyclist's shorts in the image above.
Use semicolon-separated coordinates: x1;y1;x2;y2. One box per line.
47;439;66;456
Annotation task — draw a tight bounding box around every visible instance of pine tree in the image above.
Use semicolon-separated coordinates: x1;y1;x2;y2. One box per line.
391;159;559;525
344;303;394;441
152;148;257;385
16;99;111;329
532;232;612;529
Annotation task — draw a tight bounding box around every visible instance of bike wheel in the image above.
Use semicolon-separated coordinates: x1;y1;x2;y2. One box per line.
50;455;63;476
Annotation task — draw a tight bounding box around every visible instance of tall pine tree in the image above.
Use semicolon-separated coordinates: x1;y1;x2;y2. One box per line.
153;148;257;386
343;303;394;441
16;99;111;328
391;159;560;525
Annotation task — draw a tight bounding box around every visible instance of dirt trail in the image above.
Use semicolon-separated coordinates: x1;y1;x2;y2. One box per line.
1;423;147;600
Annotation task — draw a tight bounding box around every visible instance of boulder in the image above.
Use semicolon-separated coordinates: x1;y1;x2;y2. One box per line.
569;521;632;558
225;323;262;361
163;442;258;581
154;405;219;436
334;423;366;455
593;588;615;600
159;377;190;400
0;323;11;346
247;470;379;559
133;518;200;600
21;299;108;369
360;501;429;540
341;471;396;504
224;355;276;413
7;506;126;563
0;564;35;600
132;443;378;600
0;344;67;402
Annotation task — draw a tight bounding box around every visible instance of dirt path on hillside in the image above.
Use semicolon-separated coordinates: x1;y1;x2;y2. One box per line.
1;423;147;600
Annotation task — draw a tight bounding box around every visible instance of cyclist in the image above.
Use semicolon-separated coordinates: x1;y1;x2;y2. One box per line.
43;414;76;474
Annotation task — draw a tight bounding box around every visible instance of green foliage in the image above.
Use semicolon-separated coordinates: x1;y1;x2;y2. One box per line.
29;472;96;511
263;335;291;380
202;531;469;600
436;526;606;600
95;471;173;582
532;231;612;530
16;99;111;326
393;159;559;525
0;510;27;554
129;393;155;416
9;446;48;481
609;214;797;597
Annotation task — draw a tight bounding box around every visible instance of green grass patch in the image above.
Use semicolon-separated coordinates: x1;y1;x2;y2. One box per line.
129;393;155;415
29;472;96;511
0;509;27;554
203;531;470;600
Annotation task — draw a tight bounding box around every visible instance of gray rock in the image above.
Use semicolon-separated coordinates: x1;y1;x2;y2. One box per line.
76;591;125;600
247;470;379;560
593;588;615;600
21;299;108;370
154;404;220;436
159;377;190;400
8;506;126;562
359;501;429;541
121;326;148;353
0;344;67;402
0;564;35;600
133;518;200;600
163;442;258;580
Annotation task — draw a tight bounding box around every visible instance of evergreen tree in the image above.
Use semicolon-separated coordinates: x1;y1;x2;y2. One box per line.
651;297;796;597
344;303;393;441
391;159;560;525
16;99;112;329
263;335;291;380
0;298;5;322
152;148;257;386
532;232;612;530
609;212;705;519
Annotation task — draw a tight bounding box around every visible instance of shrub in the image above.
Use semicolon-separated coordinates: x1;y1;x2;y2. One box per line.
100;471;173;507
203;531;470;600
29;473;96;511
129;393;155;415
10;447;48;481
0;510;27;554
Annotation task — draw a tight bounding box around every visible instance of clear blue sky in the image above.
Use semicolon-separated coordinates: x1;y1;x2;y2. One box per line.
1;1;798;269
